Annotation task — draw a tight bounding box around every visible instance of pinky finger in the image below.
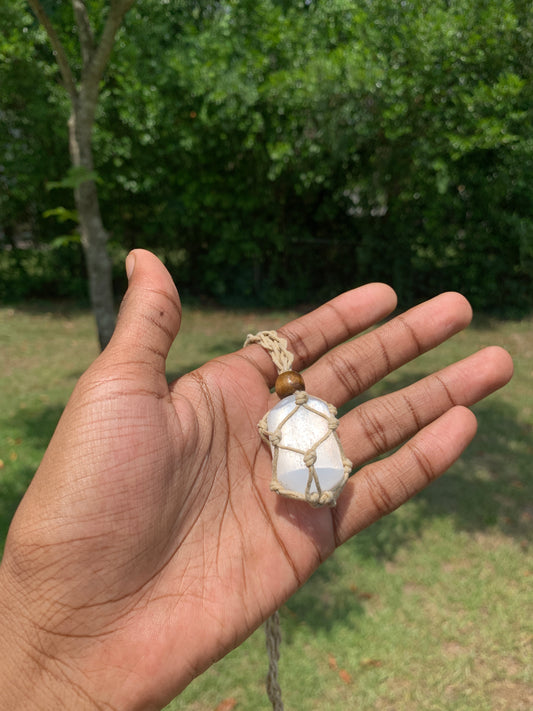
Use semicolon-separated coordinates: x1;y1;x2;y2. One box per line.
332;406;478;546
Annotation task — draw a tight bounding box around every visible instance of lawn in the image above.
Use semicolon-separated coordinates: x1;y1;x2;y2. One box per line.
0;301;531;710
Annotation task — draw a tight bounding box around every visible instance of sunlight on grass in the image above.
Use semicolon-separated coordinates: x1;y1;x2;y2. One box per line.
1;303;531;710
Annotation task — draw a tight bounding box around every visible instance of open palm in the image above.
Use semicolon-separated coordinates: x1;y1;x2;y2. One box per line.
0;250;512;711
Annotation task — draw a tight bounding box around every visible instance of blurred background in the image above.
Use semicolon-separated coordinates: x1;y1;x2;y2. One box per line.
1;0;532;314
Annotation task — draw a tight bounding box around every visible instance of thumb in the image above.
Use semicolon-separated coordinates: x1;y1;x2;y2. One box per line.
105;249;182;374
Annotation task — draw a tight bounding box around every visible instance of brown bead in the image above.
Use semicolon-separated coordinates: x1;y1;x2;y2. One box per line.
275;370;306;398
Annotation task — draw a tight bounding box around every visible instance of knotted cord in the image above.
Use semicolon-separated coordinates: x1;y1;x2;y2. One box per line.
264;610;284;711
244;330;294;374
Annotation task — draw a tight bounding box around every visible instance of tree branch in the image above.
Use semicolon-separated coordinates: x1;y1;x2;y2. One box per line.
83;0;136;89
26;0;78;99
72;0;96;68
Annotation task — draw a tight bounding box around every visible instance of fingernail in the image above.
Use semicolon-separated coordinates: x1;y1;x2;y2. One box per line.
125;251;136;280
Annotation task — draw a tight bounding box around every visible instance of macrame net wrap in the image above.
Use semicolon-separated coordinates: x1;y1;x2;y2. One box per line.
258;391;351;507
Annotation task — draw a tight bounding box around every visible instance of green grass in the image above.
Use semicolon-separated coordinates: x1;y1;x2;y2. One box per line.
1;303;531;710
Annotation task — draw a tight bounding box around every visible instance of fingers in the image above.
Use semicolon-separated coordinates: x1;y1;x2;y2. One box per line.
305;291;473;403
333;405;478;545
105;249;182;376
241;283;398;384
340;345;514;465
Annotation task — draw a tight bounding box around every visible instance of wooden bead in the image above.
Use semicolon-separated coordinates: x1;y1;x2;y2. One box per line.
275;370;305;398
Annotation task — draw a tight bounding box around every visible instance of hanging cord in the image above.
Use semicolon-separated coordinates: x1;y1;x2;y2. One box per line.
265;610;284;711
244;331;291;710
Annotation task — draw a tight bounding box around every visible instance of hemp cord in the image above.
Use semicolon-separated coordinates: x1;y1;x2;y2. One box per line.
244;331;292;710
265;610;284;711
244;330;294;375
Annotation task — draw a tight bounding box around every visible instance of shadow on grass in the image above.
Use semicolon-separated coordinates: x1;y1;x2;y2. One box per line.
0;405;63;550
283;572;368;642
349;380;533;558
420;396;532;541
282;379;531;635
338;367;532;549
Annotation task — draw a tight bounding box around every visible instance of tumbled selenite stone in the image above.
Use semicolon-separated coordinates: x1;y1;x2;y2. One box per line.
265;393;347;504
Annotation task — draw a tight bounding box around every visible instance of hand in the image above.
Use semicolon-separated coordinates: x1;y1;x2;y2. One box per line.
0;250;513;711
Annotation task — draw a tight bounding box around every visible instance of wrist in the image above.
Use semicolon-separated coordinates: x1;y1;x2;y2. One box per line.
0;567;100;711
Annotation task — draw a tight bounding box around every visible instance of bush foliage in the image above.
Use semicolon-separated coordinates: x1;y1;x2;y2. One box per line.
1;0;532;311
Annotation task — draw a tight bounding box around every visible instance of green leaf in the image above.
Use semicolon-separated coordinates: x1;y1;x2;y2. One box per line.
46;166;100;191
50;234;82;248
43;207;79;223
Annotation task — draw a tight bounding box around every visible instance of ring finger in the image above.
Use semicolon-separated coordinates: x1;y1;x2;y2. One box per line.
338;345;512;467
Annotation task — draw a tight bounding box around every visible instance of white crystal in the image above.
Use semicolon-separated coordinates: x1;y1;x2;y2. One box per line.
266;394;345;496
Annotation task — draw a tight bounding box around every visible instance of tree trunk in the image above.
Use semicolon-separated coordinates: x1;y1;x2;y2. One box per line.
76;176;116;350
27;0;136;351
69;101;115;350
